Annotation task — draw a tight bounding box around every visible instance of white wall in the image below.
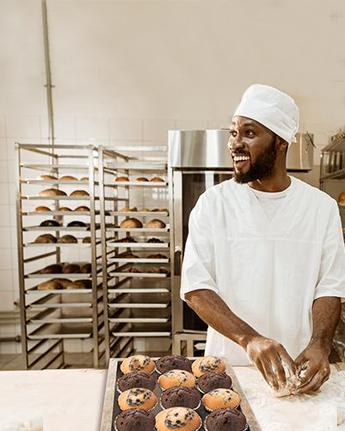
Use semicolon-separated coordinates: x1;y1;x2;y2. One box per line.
1;0;345;351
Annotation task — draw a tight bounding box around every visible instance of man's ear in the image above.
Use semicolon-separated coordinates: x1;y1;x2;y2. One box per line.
276;136;288;154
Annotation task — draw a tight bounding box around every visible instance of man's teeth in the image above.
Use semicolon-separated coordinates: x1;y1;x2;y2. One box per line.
233;155;250;162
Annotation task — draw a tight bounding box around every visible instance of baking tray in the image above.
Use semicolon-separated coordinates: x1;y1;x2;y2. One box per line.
100;358;262;431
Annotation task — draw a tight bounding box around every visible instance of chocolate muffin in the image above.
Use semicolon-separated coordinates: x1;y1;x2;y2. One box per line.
205;408;247;431
117;372;156;393
115;409;155;431
40;219;61;227
160;387;201;410
197;372;232;394
156;355;192;374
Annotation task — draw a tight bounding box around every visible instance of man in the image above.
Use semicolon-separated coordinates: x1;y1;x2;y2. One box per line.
180;84;345;394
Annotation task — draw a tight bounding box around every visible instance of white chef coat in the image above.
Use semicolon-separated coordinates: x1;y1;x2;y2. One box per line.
180;176;345;365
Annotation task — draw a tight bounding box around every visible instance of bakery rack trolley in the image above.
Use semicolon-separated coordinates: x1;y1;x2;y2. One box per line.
99;145;172;364
320;129;345;362
16;143;105;369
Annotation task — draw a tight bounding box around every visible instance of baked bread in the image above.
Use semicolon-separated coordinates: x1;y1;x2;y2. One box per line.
67;220;87;227
338;191;345;207
80;177;89;182
192;356;225;377
69;190;89;197
202;388;241;411
197;371;232;393
82;236;91;243
37;279;63;290
59;207;72;212
119;206;138;212
160;387;201;410
80;263;91;273
117;236;137;243
147;253;167;259
115;176;129;182
118;388;157;411
155;407;201;431
150;176;165;182
147;237;163;243
59;175;77;181
34;234;57;243
120;355;155;374
145;219;166;229
120;218;143;229
115;410;155;431
39;264;63;274
74;206;90;212
118;252;139;259
57;235;78;243
34;206;52;212
72;279;92;289
62;263;80;274
205;408;247;431
158;370;196;390
117;371;157;393
156;355;192;374
37;174;57;181
136;176;149;182
40;219;61;227
39;188;67;197
53;278;74;289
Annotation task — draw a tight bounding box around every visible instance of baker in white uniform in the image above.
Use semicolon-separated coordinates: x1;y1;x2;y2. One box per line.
181;84;345;394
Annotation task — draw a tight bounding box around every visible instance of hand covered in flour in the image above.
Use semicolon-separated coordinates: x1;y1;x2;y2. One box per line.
245;335;297;391
293;342;331;394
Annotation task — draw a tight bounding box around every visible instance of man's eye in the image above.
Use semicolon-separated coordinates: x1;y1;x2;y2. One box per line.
247;130;255;137
229;130;237;137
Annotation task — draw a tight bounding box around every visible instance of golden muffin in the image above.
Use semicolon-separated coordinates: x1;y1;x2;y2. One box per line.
158;370;196;390
202;388;241;412
120;355;155;374
155;407;201;431
191;356;225;377
118;388;157;411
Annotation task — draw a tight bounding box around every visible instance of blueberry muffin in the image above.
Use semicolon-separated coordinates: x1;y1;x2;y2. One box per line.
118;388;157;411
155;407;201;431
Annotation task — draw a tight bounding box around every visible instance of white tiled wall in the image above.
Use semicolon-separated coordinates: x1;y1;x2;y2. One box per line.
1;0;345;353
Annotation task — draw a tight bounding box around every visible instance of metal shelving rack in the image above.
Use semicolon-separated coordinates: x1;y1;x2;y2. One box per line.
99;146;172;363
16;143;105;369
320;130;345;361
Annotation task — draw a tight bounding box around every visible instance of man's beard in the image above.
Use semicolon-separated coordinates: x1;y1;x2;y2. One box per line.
233;140;277;184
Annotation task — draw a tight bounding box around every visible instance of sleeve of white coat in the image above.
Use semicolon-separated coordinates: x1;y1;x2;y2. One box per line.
314;200;345;302
180;194;218;300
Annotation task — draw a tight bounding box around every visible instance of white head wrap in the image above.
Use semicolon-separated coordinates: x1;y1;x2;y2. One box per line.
233;84;299;145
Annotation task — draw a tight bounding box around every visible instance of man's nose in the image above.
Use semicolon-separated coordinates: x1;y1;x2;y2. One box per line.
229;136;245;152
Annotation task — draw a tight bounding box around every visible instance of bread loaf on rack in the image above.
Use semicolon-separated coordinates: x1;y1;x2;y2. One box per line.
34;234;57;243
39;188;67;197
69;190;89;197
120;218;143;229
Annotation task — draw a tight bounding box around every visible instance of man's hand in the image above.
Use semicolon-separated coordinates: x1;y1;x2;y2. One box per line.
293;341;331;394
245;335;297;391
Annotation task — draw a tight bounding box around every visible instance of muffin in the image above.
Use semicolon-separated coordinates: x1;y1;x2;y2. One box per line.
205;408;247;431
155;407;201;431
197;372;232;393
34;206;51;212
158;370;196;390
192;356;226;377
120;355;155;374
63;263;80;274
160;387;201;410
67;220;87;227
75;206;90;212
117;371;156;393
156;355;192;374
115;176;129;182
40;219;61;227
145;219;166;229
70;189;89;197
34;234;57;243
118;388;157;411
120;218;143;229
114;409;155;431
57;235;78;243
39;264;62;274
202;389;241;412
39;188;66;197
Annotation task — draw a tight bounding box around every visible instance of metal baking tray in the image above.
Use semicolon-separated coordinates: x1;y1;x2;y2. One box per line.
107;242;169;248
21;196;92;200
21;179;92;185
108;211;168;217
100;358;262;431
24;242;92;248
22;211;92;216
107;227;170;233
26;273;91;279
111;181;168;187
27;286;92;294
27;323;92;340
20;163;96;170
109;271;169;278
23;226;90;231
109;258;169;264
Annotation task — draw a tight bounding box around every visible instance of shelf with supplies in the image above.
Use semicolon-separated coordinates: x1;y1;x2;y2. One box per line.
16;143;105;370
98;145;172;363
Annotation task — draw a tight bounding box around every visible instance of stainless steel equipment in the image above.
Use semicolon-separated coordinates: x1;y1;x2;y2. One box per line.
169;129;314;354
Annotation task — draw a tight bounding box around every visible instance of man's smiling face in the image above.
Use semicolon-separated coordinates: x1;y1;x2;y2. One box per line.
229;116;278;183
